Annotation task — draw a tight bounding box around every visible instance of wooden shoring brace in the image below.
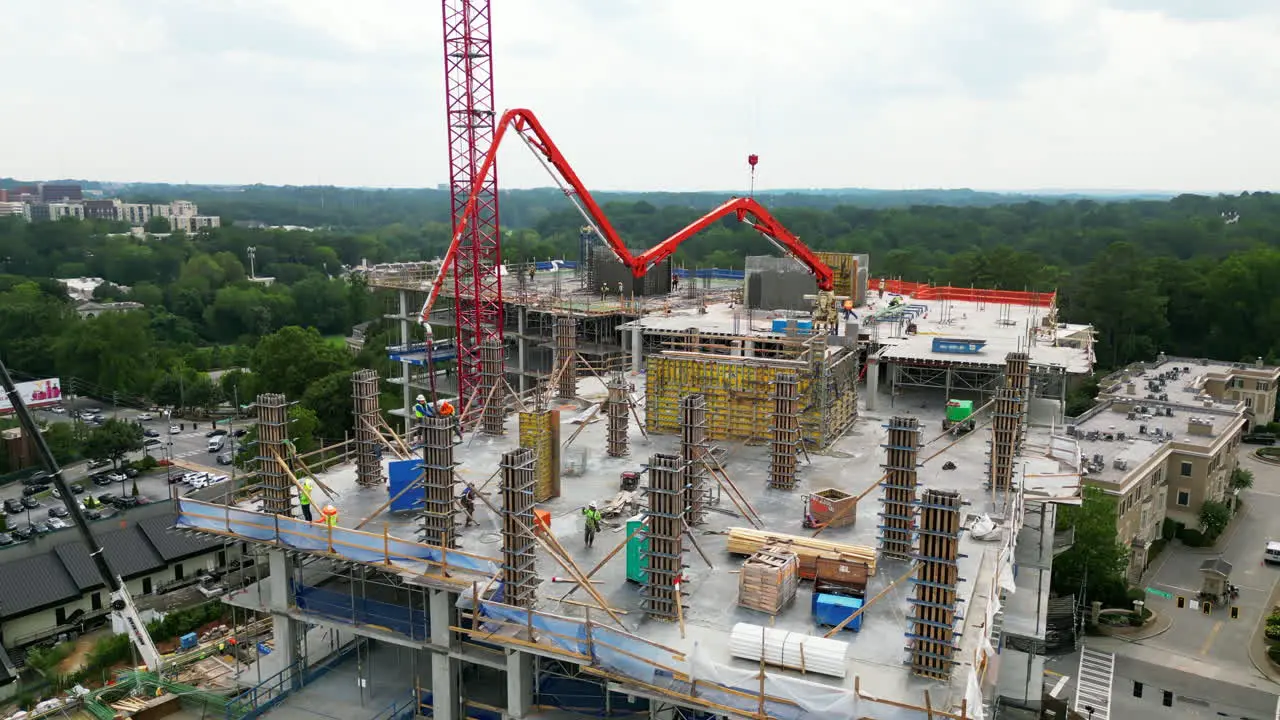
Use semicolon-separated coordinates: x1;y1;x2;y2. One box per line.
291;452;340;497
375;415;413;459
559;520;648;602
354;469;426;530
470;491;627;628
465;382;503;448
271;449;335;502
562;402;604;450
502;375;529;413
821;562;918;638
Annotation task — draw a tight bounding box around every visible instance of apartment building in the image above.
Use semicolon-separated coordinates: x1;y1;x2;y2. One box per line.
1074;358;1254;583
0;202;28;220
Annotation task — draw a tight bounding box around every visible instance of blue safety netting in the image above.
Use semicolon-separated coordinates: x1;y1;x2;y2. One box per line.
175;498;499;577
293;583;429;641
673;267;744;280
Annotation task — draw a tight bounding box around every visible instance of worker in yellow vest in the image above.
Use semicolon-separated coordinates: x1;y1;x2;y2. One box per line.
298;478;314;522
321;504;339;528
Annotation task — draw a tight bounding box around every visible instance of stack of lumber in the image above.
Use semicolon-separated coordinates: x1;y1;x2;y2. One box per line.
110;695;156;714
726;527;877;578
738;545;799;613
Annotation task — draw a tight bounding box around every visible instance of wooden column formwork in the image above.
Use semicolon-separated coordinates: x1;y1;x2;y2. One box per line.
679;394;710;526
643;453;685;622
908;488;962;680
606;374;630;458
421;416;459;549
519;410;561;501
500;447;538;608
480;339;506;436
554;316;578;400
1003;351;1031;453
878;416;920;561
768;372;800;490
255;393;292;515
352;369;383;487
988;387;1021;492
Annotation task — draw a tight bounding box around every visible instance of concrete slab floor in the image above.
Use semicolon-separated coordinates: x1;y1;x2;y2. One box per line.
223;373;1069;711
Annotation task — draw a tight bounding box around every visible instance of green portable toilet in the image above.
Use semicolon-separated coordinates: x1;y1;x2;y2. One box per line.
945;399;974;424
625;516;649;583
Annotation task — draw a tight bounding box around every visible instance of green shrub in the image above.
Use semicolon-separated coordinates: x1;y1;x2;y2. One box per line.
1177;527;1212;547
1125;587;1147;604
133;454;159;471
1162;518;1181;541
1269;643;1280;664
1148;538;1167;563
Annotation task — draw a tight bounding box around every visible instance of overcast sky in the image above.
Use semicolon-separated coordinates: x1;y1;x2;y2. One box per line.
2;0;1276;192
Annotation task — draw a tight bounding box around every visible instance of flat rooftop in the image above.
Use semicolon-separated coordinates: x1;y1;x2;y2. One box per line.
869;296;1094;373
204;376;1074;713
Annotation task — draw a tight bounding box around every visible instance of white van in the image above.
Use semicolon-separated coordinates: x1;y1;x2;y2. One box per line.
1266;541;1280;564
207;436;226;453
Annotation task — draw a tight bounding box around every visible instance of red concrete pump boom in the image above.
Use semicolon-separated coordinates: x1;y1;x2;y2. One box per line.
419;108;834;327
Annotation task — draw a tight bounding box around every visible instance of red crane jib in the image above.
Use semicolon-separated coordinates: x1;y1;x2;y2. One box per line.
421;109;834;325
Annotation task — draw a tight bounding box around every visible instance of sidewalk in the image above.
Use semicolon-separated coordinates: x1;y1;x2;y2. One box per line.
1248;579;1280;684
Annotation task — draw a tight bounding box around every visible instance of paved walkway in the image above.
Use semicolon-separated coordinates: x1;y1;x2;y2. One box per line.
1248;579;1280;684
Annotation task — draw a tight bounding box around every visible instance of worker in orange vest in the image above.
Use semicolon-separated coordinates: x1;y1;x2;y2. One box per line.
320;504;339;528
439;401;455;416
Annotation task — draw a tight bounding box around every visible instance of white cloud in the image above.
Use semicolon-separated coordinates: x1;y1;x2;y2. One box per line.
1;0;1275;192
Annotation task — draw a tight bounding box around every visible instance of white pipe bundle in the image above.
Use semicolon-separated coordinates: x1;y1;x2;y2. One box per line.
729;623;849;679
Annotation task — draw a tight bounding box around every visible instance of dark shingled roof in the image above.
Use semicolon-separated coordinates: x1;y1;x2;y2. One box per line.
138;514;220;562
0;554;80;619
0;513;220;619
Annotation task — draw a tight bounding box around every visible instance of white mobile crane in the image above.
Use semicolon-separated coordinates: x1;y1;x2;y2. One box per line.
0;358;164;672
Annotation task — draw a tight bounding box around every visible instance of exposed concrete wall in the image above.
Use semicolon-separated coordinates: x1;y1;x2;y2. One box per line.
591;248;671;296
745;269;817;310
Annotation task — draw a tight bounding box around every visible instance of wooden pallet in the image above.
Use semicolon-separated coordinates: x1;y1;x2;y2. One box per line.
738;546;800;614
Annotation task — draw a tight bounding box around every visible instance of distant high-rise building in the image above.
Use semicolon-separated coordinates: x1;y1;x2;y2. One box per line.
39;183;83;202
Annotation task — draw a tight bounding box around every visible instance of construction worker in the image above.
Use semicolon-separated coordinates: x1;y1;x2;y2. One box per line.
321;504;339;528
528;266;536;282
600;283;608;301
459;483;477;527
671;273;679;292
616;281;624;298
842;299;855;320
413;394;431;420
298;477;314;522
582;502;602;548
439;401;455;416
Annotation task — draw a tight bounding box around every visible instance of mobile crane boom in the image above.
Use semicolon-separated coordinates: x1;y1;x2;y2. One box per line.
0;359;163;672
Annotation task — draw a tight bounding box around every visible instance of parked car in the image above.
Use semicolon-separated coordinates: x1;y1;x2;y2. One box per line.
47;517;70;530
85;508;103;520
22;470;50;486
50;406;66;414
70;483;84;494
207;428;227;438
47;506;69;519
144;429;160;438
97;493;115;506
0;533;13;546
113;496;139;510
22;484;48;496
4;498;23;514
10;526;32;541
87;459;110;470
170;425;181;434
233;428;247;437
216;452;233;465
145;437;162;448
21;496;39;509
107;471;126;483
137;413;153;421
92;474;114;487
124;468;138;478
29;521;50;535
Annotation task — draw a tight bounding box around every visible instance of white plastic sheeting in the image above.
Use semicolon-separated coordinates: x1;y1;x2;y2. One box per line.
728;623;849;678
999;552;1017;595
965;668;987;720
690;642;860;720
971;513;1000;541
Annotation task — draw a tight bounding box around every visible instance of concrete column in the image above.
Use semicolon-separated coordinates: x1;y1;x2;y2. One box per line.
517;307;528;393
631;325;643;373
506;650;534;718
744;340;755;358
429;589;459;720
865;353;880;411
267;550;300;688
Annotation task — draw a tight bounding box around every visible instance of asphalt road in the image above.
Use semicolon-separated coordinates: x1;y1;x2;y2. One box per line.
1136;450;1280;674
2;400;245;531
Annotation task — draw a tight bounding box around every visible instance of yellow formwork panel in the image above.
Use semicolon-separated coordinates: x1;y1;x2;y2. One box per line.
646;356;818;446
519;411;560;501
814;251;857;301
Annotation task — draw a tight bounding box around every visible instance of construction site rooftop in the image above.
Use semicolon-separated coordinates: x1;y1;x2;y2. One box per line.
184;377;1077;714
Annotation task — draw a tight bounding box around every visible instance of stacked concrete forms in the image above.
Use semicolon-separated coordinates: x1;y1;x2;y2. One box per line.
879;416;921;561
255;393;292;515
351;369;383;487
989;387;1022;492
768;373;800;490
479;339;506;436
645;346;858;449
518;410;561;501
679;394;710;525
500;447;538;608
606;374;630;458
420;416;459;549
907;488;963;680
1004;351;1031;452
553;317;577;399
643;453;685;622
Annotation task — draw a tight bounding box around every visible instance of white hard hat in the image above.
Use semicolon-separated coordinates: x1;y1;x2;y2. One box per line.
416;395;426;402
588;502;597;509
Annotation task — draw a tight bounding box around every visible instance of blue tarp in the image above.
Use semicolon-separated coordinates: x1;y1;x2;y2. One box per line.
294;583;429;641
388;460;423;513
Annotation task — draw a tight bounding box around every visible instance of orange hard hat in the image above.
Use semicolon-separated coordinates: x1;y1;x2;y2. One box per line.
321;504;338;516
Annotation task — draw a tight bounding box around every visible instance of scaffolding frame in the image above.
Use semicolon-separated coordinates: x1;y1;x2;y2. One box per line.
768;372;800;490
878;416;920;561
352;369;382;487
421;416;459;549
907;488;962;680
643;453;685;622
255;393;292;516
679;394;710;526
501;447;539;608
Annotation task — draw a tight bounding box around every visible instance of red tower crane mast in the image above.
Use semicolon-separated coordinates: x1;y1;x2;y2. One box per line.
439;0;502;407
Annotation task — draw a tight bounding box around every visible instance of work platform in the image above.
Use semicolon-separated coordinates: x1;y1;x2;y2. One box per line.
173;371;1081;720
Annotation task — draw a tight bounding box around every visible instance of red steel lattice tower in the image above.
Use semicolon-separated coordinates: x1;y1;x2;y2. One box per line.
442;0;503;406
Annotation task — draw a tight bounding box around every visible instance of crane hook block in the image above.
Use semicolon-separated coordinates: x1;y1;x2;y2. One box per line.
748;154;759;168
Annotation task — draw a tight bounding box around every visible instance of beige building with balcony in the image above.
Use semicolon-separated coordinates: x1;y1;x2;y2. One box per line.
1073;358;1256;584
